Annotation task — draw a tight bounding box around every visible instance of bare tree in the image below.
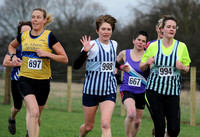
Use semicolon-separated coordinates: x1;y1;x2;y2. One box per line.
49;0;106;81
50;0;105;26
0;0;51;38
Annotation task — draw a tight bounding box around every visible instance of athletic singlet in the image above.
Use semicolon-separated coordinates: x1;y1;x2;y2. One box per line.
18;30;53;79
10;48;21;81
146;40;181;96
120;49;147;94
83;39;117;96
146;39;156;49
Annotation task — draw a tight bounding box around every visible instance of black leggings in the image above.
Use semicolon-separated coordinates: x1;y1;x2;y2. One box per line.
11;80;23;109
145;90;180;137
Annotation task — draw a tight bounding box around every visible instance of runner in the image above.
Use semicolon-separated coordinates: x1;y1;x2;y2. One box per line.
140;15;191;137
74;14;128;137
145;18;163;50
3;21;32;135
8;8;68;137
117;30;149;137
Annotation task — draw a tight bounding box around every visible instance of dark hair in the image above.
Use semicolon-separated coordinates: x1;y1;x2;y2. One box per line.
96;14;117;32
160;15;178;29
17;21;32;36
133;30;148;41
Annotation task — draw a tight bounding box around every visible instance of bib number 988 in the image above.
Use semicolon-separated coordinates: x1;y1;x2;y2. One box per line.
101;62;113;72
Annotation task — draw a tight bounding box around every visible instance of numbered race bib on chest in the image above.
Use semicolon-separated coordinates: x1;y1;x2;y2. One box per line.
28;59;42;70
159;67;173;76
101;62;113;72
128;76;141;87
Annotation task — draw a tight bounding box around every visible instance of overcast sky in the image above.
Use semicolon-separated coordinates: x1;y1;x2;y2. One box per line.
0;0;142;26
93;0;140;26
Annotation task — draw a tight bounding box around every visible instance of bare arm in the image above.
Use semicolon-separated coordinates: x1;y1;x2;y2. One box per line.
3;54;12;67
116;50;125;63
36;42;68;64
139;56;154;71
116;50;129;72
8;39;21;67
3;54;21;67
176;60;190;74
139;62;149;71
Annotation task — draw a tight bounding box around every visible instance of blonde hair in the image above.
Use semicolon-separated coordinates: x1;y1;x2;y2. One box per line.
32;8;53;26
157;18;164;29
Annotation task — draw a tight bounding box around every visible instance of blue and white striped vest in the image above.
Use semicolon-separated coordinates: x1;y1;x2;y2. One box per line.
146;40;182;96
83;39;117;96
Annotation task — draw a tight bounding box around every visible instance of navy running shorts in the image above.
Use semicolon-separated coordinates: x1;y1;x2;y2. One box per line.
82;93;116;107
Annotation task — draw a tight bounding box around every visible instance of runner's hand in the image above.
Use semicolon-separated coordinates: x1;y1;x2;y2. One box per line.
80;35;95;52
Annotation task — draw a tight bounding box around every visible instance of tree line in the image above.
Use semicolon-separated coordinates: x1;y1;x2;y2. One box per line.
0;0;199;81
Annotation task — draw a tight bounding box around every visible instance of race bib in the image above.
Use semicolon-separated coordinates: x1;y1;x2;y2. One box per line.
128;76;141;87
159;67;173;76
101;62;113;72
28;59;42;70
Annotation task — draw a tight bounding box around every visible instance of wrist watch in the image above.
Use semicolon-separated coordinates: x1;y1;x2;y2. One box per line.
184;66;187;71
10;54;16;60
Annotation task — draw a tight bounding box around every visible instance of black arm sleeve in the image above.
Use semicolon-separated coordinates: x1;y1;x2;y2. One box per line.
115;61;122;70
144;66;150;77
73;50;88;70
49;32;59;48
16;33;22;44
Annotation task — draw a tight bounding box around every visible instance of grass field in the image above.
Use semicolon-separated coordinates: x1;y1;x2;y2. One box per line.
0;80;200;137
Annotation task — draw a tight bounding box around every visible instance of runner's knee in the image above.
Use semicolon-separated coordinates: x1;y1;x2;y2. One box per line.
85;123;94;132
134;119;141;129
101;120;110;130
127;111;136;121
167;126;180;137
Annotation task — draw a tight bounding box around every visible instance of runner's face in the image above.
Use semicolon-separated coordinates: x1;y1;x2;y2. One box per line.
31;10;46;31
133;35;146;50
162;20;177;38
96;22;112;44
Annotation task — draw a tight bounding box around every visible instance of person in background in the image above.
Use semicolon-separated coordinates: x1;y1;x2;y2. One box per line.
116;30;149;137
74;14;129;137
140;15;191;137
3;21;32;136
8;8;68;137
145;18;164;50
146;17;164;137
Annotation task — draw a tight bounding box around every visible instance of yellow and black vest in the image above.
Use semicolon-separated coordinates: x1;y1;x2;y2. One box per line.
19;30;53;79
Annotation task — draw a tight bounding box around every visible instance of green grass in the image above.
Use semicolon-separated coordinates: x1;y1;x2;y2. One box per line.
0;80;200;136
0;101;200;137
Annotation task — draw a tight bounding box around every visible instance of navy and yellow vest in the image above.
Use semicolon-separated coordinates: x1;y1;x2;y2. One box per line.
19;30;53;79
83;39;117;96
146;40;182;96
